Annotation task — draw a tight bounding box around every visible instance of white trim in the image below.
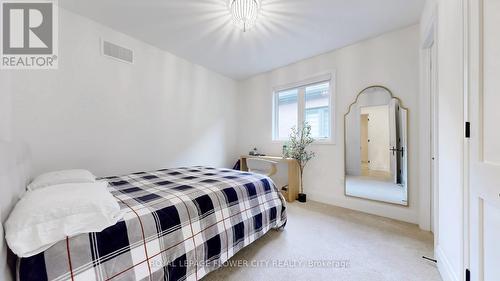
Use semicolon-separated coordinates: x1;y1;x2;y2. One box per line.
466;0;487;280
461;0;470;278
421;2;438;48
306;194;418;224
298;86;306;132
436;245;460;281
418;48;432;231
419;3;438;232
272;139;336;146
272;73;332;92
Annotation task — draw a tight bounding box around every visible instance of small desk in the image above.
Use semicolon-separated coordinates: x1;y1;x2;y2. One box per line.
240;155;300;203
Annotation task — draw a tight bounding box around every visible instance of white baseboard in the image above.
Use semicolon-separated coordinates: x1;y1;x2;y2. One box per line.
306;191;418;224
436;245;459;281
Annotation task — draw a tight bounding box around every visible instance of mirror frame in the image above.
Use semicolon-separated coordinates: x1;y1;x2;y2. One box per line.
343;85;409;206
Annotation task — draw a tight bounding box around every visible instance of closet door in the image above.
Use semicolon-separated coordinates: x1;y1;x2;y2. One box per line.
468;0;500;280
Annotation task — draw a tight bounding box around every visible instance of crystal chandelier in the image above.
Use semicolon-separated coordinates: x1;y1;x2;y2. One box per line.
228;0;261;32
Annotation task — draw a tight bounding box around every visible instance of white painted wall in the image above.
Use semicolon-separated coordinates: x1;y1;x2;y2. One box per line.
2;8;239;177
236;25;421;224
420;0;465;281
0;67;14;281
421;0;465;280
418;0;438;233
0;72;12;141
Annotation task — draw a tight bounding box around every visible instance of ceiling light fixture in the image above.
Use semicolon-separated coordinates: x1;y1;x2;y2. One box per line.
228;0;261;32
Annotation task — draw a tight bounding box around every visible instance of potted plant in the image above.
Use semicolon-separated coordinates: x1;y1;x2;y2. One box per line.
283;122;315;203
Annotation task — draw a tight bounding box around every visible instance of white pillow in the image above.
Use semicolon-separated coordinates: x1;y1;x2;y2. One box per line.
27;169;96;191
5;182;123;258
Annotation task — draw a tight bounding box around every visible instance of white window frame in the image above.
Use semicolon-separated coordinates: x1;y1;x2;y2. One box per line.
272;72;336;145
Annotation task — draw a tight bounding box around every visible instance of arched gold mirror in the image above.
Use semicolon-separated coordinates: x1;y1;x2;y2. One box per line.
344;86;408;206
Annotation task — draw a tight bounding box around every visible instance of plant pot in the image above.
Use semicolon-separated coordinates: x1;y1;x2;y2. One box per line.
298;193;307;203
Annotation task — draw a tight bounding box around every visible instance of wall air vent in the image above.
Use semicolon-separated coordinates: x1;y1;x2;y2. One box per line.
101;39;133;64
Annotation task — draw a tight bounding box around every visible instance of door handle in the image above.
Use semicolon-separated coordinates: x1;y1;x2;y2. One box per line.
390;147;405;157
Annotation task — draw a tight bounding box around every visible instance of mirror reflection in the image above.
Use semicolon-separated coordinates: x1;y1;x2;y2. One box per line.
345;86;408;206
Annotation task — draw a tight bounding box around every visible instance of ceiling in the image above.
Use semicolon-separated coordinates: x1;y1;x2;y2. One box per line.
59;0;425;80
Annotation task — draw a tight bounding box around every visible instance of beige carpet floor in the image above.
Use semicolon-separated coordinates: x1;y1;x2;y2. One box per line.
204;201;441;281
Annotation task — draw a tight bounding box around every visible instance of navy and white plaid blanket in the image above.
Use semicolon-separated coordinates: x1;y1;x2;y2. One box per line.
17;167;287;281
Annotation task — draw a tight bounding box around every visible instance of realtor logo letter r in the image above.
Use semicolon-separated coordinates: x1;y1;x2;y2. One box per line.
2;2;53;54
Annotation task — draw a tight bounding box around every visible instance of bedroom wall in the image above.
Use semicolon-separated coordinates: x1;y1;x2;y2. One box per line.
3;8;239;177
421;0;465;280
236;25;421;224
0;73;12;141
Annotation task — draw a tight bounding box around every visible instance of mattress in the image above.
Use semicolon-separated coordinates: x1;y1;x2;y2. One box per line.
17;167;287;281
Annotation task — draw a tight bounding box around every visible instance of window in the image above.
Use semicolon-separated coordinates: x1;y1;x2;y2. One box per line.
273;79;333;142
275;89;299;140
305;82;331;139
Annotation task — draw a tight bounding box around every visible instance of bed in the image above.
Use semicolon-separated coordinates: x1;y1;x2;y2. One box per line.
16;166;287;281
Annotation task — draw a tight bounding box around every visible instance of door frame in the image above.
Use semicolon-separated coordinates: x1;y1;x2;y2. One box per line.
463;0;471;277
360;114;369;165
429;42;439;236
419;6;439;234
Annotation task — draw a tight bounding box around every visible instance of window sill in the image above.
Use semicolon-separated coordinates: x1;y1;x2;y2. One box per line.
271;140;336;146
312;140;336;145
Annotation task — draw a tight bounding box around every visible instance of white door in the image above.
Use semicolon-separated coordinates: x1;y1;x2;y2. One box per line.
389;100;398;183
468;0;500;280
360;114;369;164
398;105;407;188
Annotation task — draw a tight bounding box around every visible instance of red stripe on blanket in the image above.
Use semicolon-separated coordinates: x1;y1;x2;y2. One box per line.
66;237;75;281
114;195;153;279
